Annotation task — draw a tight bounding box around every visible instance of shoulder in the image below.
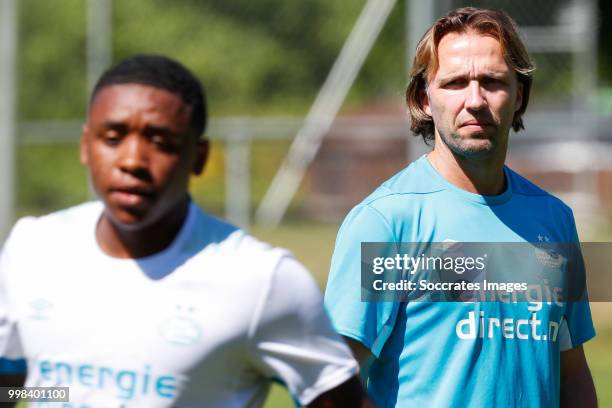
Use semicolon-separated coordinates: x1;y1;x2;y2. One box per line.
256;255;324;322
506;167;579;240
338;157;441;239
363;156;445;206
187;205;301;285
189;211;323;325
11;201;101;231
190;207;289;266
363;155;447;212
507;167;574;218
3;202;102;251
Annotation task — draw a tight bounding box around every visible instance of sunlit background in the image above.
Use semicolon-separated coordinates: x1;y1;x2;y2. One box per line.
1;0;610;406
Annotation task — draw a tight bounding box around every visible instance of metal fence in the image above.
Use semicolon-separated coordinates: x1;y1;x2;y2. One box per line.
1;0;609;240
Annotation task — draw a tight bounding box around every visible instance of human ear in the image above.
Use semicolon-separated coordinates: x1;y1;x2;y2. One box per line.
421;87;432;116
80;125;90;166
514;81;524;113
192;139;209;176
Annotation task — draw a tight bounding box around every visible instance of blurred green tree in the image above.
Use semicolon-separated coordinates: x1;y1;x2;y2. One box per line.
18;0;406;119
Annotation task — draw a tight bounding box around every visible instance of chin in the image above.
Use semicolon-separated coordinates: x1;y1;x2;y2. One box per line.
105;207;155;231
449;140;496;159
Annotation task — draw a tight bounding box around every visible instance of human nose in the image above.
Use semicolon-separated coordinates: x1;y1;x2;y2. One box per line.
117;134;149;173
465;81;486;110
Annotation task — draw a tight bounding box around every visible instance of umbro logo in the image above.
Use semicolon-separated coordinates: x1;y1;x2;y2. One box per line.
28;298;53;320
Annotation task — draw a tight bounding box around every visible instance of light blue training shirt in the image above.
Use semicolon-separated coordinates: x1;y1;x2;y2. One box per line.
324;155;595;408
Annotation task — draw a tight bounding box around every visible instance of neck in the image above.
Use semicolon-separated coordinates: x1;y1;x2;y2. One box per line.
428;139;507;196
96;198;190;259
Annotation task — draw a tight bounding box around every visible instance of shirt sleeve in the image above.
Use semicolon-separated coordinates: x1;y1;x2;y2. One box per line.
247;255;359;406
0;223;27;371
559;216;595;351
324;204;401;358
559;301;595;351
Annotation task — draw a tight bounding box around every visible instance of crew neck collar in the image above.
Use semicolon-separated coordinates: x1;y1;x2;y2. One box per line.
420;154;513;206
91;200;197;265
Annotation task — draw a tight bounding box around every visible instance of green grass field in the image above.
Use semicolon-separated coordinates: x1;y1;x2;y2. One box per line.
252;223;612;408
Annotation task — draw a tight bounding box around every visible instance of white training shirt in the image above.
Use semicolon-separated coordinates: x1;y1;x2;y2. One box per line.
0;202;358;408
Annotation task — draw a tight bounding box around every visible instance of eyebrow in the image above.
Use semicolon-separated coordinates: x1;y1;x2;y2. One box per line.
100;121;177;134
143;125;177;137
101;120;128;131
436;70;509;84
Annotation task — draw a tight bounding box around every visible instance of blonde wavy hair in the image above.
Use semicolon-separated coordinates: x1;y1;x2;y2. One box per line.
406;7;535;142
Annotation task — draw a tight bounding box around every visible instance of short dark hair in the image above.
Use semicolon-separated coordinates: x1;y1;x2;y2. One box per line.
91;54;207;139
406;7;535;143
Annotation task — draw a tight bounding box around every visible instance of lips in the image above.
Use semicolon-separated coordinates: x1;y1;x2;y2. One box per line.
461;120;491;128
108;186;156;208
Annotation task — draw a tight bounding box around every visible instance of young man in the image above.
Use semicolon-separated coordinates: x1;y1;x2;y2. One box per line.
0;55;369;407
324;7;597;407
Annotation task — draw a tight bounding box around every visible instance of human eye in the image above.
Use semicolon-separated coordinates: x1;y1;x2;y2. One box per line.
481;77;507;89
102;129;122;146
150;133;181;153
441;77;467;89
151;134;170;147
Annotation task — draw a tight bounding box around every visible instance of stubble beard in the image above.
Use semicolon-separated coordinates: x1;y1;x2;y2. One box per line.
437;127;498;160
